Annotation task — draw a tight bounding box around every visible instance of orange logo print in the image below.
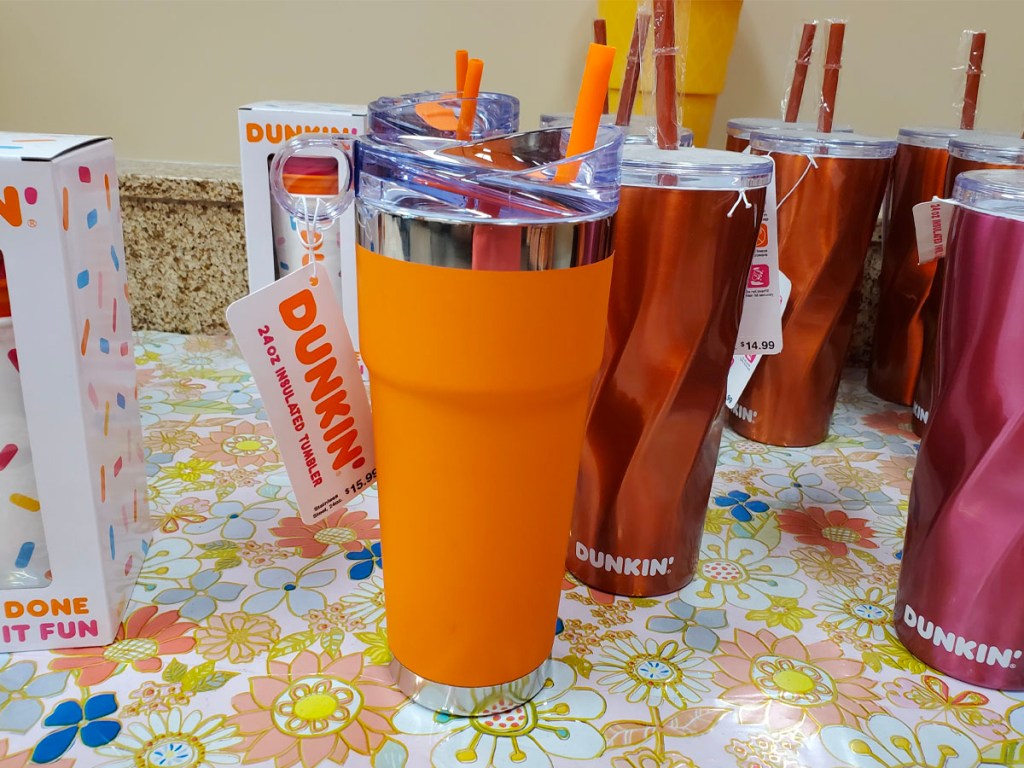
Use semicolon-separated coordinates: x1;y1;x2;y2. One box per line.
0;186;22;228
756;222;769;248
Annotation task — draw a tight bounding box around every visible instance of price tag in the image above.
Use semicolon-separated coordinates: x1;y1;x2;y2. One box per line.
914;198;956;264
226;264;376;523
726;271;792;409
735;156;783;355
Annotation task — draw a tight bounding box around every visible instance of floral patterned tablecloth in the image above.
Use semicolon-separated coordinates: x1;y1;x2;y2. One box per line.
1;331;1021;768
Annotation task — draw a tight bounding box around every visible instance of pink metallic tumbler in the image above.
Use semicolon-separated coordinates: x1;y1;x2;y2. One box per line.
912;132;1024;435
571;147;773;596
896;169;1024;689
867;127;963;405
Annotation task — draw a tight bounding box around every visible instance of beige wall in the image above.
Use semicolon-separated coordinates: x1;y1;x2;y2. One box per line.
1;0;1021;164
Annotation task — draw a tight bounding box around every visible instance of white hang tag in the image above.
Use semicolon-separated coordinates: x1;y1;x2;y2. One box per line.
913;198;956;264
735;155;783;355
226;263;376;523
726;271;792;409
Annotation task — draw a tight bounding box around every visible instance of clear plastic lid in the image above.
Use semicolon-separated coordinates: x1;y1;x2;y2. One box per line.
750;128;897;159
540;113;695;147
897;126;968;150
355;125;624;225
727;117;852;140
953;169;1024;221
947;132;1024;166
367;91;520;141
621;145;773;190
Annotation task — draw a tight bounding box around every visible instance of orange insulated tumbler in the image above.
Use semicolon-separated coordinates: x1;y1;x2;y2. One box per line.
355;128;622;714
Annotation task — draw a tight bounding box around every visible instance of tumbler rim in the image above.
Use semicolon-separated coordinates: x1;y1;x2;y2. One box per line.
355;125;623;225
750;128;897;159
621;145;774;190
948;132;1024;166
897;126;968;150
953;169;1024;221
726;116;852;140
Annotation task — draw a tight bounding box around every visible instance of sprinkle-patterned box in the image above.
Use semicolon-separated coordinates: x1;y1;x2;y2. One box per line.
0;133;150;651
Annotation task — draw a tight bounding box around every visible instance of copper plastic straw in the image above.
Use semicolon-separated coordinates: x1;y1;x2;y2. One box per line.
653;0;679;149
594;19;609;114
573;183;765;596
616;11;652;126
817;21;845;133
961;32;986;130
786;23;817;122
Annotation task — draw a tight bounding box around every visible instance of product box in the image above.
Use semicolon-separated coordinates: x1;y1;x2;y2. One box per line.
239;102;366;350
0;133;150;651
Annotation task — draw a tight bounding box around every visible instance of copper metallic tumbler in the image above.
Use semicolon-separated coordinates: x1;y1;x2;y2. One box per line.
725;117;851;153
896;170;1024;688
571;146;773;596
730;130;896;447
911;132;1024;435
867;127;964;405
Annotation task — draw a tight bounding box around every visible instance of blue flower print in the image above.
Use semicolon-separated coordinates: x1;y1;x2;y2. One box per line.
762;471;836;504
0;655;69;733
346;542;382;580
713;490;770;522
214;380;267;420
153;569;246;621
241;566;334;616
183;500;276;540
32;693;121;763
646;598;727;652
143;448;174;479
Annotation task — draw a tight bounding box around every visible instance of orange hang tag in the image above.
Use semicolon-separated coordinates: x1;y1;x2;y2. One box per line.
226;263;376;523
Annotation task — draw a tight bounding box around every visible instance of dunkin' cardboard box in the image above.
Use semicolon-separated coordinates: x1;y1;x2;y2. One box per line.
0;133;150;651
238;102;365;351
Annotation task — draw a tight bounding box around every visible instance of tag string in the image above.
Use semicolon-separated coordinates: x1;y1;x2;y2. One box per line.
775;153;819;210
726;190;752;218
300;196;324;287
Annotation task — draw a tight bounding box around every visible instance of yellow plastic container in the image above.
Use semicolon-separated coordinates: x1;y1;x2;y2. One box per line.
601;0;744;146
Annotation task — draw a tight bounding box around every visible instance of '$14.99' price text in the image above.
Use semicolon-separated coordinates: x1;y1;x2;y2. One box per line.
739;340;776;352
345;468;377;497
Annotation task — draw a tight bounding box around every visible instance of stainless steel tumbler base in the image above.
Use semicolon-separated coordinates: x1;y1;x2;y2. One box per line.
389;656;548;716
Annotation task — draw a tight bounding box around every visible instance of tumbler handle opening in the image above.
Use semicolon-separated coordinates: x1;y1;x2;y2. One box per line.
270;134;355;227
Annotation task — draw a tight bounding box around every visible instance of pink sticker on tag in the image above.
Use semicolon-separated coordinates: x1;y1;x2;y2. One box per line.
227;264;376;523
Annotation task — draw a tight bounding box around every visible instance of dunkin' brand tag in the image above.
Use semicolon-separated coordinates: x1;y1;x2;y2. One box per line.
735;156;783;355
914;198;956;263
226;264;376;524
726;272;792;409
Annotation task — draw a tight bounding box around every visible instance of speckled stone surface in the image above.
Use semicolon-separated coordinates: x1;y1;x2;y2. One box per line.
116;161;883;362
119;160;245;334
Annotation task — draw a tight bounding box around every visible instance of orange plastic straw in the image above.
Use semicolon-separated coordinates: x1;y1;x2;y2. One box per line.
594;19;610;113
786;22;817;122
653;0;679;149
616;10;652;126
556;43;616;183
961;32;986;130
456;49;469;95
456;58;484;141
817;21;846;133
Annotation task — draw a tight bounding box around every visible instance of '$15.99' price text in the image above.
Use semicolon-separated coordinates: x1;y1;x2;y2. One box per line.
345;468;377;496
739;340;776;352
